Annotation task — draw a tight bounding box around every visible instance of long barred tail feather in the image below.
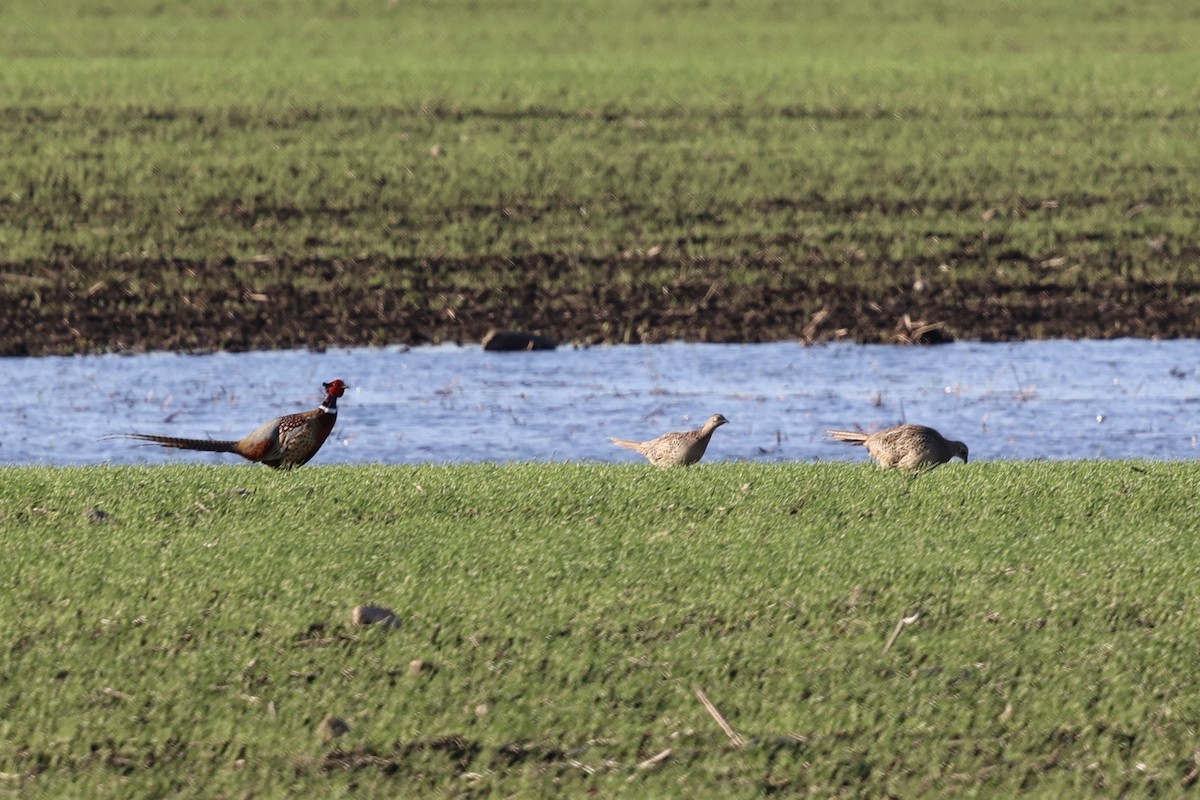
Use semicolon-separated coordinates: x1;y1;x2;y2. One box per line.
122;433;240;454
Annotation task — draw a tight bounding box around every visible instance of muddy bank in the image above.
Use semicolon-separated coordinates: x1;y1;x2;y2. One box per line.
2;256;1197;356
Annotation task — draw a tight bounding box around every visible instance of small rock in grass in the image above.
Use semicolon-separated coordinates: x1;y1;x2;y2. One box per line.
474;703;490;718
351;605;402;628
408;659;434;677
318;715;350;740
84;508;111;523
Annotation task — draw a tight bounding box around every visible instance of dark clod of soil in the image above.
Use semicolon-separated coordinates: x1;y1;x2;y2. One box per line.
318;716;350;741
351;605;401;628
481;329;558;351
408;659;435;677
83;508;111;523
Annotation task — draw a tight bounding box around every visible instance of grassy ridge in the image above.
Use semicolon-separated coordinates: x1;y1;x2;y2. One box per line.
2;1;1200;351
3;462;1200;796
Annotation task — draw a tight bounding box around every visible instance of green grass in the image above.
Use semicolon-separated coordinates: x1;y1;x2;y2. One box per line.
3;462;1200;796
2;0;1199;289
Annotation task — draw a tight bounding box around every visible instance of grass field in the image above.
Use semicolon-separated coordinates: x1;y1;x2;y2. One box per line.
3;0;1200;352
3;462;1200;796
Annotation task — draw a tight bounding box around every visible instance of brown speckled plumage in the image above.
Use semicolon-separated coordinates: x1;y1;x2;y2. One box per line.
610;414;728;467
826;423;968;471
123;379;347;469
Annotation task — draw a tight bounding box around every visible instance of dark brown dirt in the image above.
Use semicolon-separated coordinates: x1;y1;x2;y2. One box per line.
2;255;1197;356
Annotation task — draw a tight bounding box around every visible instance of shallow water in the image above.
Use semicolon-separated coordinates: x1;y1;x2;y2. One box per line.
2;340;1198;467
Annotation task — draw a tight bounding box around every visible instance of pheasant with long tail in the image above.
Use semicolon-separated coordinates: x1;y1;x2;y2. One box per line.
122;379;347;469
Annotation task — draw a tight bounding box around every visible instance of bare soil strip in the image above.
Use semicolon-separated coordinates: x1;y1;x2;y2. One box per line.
3;257;1196;355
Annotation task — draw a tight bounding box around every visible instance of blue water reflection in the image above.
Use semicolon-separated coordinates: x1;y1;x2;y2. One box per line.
2;340;1197;466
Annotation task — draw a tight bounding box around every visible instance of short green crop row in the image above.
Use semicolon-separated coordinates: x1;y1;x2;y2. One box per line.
2;0;1199;289
2;462;1199;797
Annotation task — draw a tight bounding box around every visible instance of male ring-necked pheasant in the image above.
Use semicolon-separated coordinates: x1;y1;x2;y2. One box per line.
123;379;347;469
610;413;729;467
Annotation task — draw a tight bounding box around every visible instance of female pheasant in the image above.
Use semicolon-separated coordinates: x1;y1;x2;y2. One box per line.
609;413;729;467
123;379;347;469
826;423;968;471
